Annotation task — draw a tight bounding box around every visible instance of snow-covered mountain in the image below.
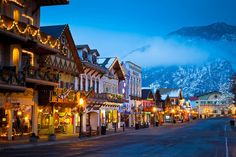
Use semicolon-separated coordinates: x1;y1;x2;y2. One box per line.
142;59;234;98
168;22;236;42
142;22;236;98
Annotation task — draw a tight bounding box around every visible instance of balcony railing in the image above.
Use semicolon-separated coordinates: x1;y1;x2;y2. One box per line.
89;93;125;103
49;88;77;104
26;66;59;83
0;15;60;50
0;66;25;86
0;65;59;87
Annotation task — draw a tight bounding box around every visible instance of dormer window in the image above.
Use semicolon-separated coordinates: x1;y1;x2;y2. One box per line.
92;55;97;64
82;51;88;61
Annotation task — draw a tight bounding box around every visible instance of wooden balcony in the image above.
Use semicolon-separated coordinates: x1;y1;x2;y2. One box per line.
49;88;78;107
25;66;59;87
0;15;60;54
0;66;26;92
88;93;125;104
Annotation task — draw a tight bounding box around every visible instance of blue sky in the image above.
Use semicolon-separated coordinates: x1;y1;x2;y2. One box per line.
41;0;236;67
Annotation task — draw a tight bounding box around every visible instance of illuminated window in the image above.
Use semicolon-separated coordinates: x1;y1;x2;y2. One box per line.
13;9;20;21
13;47;20;69
22;50;34;67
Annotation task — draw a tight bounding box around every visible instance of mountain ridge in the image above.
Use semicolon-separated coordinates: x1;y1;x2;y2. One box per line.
168;22;236;42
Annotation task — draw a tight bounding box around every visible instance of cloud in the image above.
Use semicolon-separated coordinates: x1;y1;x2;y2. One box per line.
123;37;211;67
70;26;236;69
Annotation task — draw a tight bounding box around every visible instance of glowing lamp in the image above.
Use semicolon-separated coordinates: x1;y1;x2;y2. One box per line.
79;98;84;106
171;109;175;114
17;111;22;116
153;107;157;112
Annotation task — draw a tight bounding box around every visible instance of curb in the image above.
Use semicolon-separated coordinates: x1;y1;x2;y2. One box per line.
0;129;136;151
0;122;193;151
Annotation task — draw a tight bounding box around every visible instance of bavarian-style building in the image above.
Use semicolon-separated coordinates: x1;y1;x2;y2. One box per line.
0;0;69;140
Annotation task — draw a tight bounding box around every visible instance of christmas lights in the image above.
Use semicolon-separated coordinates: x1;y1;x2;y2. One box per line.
4;0;25;7
0;15;60;49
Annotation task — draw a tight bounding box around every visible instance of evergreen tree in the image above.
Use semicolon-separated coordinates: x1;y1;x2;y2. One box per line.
155;90;162;108
164;95;171;111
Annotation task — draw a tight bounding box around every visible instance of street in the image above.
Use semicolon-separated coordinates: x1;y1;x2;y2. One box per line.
0;118;235;157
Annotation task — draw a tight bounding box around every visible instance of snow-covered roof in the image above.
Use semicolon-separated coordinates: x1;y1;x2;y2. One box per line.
158;88;181;100
97;57;125;80
97;57;116;69
197;91;222;100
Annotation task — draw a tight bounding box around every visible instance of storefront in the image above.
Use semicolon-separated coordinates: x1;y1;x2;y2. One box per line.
0;89;35;139
119;102;131;127
38;105;79;135
37;89;80;135
100;106;120;130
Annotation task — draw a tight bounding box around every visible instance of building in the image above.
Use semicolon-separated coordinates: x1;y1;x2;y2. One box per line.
0;0;69;140
97;57;125;130
120;61;142;127
76;45;107;134
158;88;184;122
37;25;83;135
141;89;156;126
196;91;233;118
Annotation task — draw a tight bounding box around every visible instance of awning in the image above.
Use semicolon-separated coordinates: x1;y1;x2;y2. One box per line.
26;78;59;86
0;83;26;92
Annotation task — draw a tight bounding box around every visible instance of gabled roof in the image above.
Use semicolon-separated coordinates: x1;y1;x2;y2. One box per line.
90;49;100;56
197;91;221;100
97;57;125;80
97;57;116;69
40;0;69;6
40;24;83;74
142;89;154;100
158;88;182;100
40;25;67;39
76;45;90;52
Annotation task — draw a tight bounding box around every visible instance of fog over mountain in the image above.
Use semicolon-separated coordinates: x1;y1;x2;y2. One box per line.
124;23;236;97
124;23;236;68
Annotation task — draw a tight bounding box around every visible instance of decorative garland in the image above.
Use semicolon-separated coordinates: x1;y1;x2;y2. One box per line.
0;16;60;49
3;0;25;7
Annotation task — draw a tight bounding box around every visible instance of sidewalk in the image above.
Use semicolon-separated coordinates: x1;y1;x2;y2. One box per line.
0;127;136;151
0;121;195;151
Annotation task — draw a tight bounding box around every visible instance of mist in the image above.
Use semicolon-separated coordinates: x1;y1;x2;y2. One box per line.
123;36;236;69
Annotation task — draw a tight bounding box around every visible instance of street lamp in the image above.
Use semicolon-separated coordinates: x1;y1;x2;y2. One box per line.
171;109;176;123
78;97;84;138
153;107;157;127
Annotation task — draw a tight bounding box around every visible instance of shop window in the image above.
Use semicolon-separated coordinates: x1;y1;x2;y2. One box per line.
0;108;7;129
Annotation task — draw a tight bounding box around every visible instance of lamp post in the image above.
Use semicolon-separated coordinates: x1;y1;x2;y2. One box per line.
78;97;84;138
153;107;157;127
171;109;176;123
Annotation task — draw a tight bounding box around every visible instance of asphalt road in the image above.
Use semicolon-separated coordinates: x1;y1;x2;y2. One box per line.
0;118;235;157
